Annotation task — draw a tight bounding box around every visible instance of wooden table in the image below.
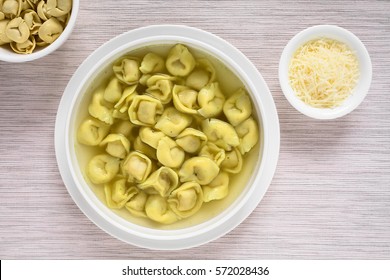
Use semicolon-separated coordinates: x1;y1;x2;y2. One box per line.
1;0;389;259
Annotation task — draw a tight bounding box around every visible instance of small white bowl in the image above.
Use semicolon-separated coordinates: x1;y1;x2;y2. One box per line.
0;0;79;63
55;25;280;250
279;25;372;119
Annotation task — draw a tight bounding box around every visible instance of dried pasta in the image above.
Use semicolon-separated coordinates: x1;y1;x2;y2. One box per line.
0;0;72;54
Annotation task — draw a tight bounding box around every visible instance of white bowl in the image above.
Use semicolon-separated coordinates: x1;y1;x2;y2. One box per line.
0;0;79;63
55;25;280;250
279;25;372;119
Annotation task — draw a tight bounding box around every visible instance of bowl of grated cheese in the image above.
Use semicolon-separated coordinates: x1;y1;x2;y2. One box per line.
279;25;372;119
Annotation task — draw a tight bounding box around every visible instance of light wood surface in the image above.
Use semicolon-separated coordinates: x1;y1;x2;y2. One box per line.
1;0;389;259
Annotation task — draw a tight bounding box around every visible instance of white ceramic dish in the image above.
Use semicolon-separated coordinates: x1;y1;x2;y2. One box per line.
0;0;79;63
55;25;280;250
279;25;372;119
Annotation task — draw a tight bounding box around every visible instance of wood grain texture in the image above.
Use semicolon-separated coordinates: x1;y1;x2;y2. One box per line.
0;0;389;259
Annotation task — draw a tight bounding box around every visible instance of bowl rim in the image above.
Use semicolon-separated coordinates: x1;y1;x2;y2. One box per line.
279;24;372;119
0;0;79;63
55;24;280;250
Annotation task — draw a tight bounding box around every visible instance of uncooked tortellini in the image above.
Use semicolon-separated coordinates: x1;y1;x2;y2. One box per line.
6;17;30;43
38;17;63;44
168;182;203;218
77;44;260;226
133;136;157;160
0;0;71;53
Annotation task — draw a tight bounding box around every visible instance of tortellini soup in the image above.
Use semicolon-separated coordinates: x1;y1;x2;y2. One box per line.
75;44;261;228
0;0;72;54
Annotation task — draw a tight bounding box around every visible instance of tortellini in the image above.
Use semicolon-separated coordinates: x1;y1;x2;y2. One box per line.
223;88;252;126
77;44;260;225
128;95;163;126
156;136;185;168
199;142;226;166
104;178;138;209
104;77;123;103
10;35;36;54
87;154;120;185
168;182;203;218
113;85;137;119
0;0;71;53
172;85;199;114
139;53;165;74
221;147;243;174
197;82;225;118
155;107;192;137
145;195;178;224
113;56;141;85
175;128;207;154
6;17;30;43
125;190;148;218
179;156;220;185
38;17;63;44
202;118;239;151
166;44;196;77
88;86;114;125
145;74;175;104
133;136;157;160
139;127;165;149
121;151;152;183
202;172;229;202
99;133;130;159
186;58;216;90
77;118;110;146
138;167;178;197
235;117;259;155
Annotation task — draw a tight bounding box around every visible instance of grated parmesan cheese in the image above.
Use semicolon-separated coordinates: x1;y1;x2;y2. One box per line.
288;38;359;108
